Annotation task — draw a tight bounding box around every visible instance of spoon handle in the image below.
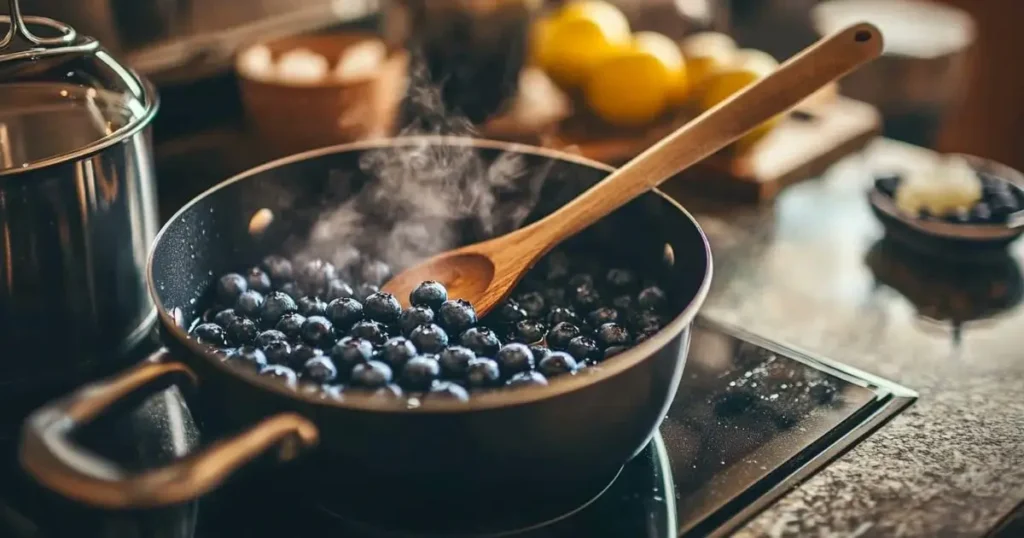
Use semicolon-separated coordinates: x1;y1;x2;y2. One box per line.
526;22;883;244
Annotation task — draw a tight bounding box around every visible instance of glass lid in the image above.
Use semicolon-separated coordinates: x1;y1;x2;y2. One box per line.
0;0;157;176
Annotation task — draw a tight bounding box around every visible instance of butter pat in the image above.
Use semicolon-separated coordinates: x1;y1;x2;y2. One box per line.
894;156;981;217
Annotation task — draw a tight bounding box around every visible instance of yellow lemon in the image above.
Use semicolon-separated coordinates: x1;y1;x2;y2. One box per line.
632;31;689;106
540;0;631;89
699;51;782;148
679;32;737;99
585;49;670;127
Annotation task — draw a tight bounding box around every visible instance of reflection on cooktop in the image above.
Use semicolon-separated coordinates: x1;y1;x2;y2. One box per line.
0;319;915;538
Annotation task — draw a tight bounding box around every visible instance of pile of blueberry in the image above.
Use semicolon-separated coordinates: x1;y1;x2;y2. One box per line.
188;250;669;403
874;170;1024;224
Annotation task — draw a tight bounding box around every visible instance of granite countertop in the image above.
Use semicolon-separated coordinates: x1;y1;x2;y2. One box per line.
663;138;1024;537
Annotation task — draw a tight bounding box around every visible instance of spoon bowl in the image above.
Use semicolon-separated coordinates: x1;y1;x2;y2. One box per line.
384;23;885;313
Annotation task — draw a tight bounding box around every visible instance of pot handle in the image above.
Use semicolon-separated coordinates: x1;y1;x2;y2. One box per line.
18;349;319;509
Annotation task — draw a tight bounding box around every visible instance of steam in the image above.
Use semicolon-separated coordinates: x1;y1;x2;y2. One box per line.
298;54;551;276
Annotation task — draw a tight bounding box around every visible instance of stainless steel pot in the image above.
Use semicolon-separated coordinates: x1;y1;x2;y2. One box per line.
0;0;160;406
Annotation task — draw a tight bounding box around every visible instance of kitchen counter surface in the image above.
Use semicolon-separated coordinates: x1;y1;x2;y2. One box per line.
662;138;1024;537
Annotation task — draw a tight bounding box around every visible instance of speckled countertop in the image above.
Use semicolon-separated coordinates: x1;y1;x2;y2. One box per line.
662;138;1024;537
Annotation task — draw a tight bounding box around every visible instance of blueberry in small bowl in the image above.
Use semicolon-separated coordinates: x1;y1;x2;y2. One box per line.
868;154;1024;256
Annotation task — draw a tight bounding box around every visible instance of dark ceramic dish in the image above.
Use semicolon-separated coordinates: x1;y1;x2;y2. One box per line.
18;138;712;528
868;154;1024;259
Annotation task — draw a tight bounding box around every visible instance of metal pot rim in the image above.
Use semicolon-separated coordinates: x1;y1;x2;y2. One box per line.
149;136;714;413
0;47;159;180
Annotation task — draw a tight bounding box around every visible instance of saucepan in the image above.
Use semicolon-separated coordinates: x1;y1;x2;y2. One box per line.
18;137;711;530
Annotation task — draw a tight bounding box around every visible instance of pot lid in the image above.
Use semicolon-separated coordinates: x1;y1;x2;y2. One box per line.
0;0;157;176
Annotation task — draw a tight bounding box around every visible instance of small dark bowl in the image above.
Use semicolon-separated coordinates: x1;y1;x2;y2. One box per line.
868;154;1024;260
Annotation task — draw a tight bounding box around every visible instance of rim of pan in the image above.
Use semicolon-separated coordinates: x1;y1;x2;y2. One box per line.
148;136;714;413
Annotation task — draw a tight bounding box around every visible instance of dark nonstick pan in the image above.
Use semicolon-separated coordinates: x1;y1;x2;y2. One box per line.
19;137;711;531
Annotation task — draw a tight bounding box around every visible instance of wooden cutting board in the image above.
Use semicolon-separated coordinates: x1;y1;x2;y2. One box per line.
482;68;882;201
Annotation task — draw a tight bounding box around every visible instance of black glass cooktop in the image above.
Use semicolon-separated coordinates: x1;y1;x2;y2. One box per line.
0;318;915;538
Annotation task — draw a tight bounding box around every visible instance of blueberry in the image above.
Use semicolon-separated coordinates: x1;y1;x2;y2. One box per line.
410;281;448;310
596;323;631;348
330;337;374;378
529;345;551;362
350;360;393;388
542;287;568;308
301;316;335;347
350;320;389;345
216;273;248;305
354;283;380;302
401;355;441;390
465;357;501;388
246;267;273;294
506;371;548;388
439;346;476;378
495;343;535;377
459;326;501;357
275;312;307;340
259;364;297;388
226;317;259;346
372;384;404;399
279;281;304;301
604;345;629;359
191;323;227;347
917;208;933;220
399;306;434;336
438;300;477;333
512;319;547;344
634;329;658;345
234;290;264;319
263;340;292;364
288;344;323;368
515;291;546;318
359;260;392;287
497;299;528;323
226;346;267;374
541;251;571;281
297;296;328;317
261;255;294;283
302;356;338;384
325;279;355;301
586;307;620;328
629;311;664;333
409;323;449;353
297;259;337;294
944;208;970;224
567;336;600;363
970;203;993;223
611;294;634;311
547;306;580;327
567;273;595;290
364;292;403;323
873;174;900;197
378;337;418;370
424;381;469;402
539;351;578;377
255;329;287;349
605;268;637;290
326;298;363;330
547;322;582;350
261;292;298;327
571;286;602;312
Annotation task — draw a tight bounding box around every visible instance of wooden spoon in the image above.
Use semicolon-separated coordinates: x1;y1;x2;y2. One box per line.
383;23;884;315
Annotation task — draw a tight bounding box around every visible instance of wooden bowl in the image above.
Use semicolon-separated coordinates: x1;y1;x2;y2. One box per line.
236;32;408;158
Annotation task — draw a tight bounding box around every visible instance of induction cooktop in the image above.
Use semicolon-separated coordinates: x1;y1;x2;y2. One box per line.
0;318;916;538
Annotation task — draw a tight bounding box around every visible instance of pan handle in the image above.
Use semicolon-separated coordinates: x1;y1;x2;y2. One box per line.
19;349;319;509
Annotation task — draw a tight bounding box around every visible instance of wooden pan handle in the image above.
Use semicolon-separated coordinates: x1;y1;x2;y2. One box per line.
525;22;884;244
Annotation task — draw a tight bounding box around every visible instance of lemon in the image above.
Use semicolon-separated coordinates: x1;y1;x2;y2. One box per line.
540;0;631;90
679;32;737;99
585;50;670;127
699;51;782;148
632;31;689;106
